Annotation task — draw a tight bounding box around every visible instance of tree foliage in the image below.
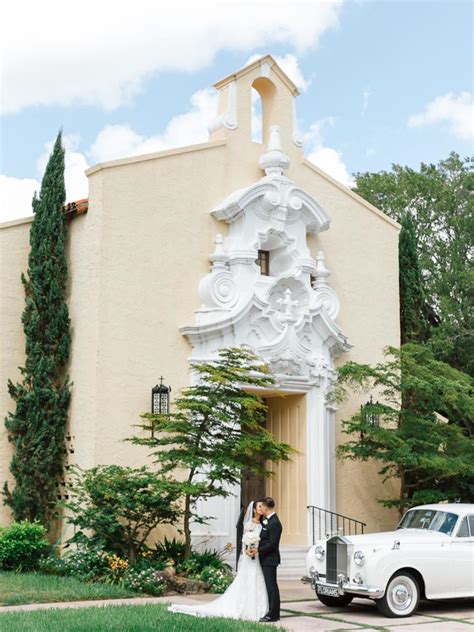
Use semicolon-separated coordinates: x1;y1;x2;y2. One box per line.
335;344;474;514
3;132;71;528
64;465;181;563
129;347;293;558
398;212;432;344
354;153;473;374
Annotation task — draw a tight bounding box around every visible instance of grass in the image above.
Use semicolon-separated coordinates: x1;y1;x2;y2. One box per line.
0;571;136;606
0;604;282;631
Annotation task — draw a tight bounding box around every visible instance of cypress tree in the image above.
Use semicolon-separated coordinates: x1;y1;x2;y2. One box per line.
3;132;72;529
399;212;431;344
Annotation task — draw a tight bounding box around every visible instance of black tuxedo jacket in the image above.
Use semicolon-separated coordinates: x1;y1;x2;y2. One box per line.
258;513;282;567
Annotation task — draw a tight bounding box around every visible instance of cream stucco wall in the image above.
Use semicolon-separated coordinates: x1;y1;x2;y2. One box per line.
0;218;33;525
0;56;400;534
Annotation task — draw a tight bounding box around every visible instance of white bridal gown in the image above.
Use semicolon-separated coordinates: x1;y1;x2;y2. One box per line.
168;522;268;621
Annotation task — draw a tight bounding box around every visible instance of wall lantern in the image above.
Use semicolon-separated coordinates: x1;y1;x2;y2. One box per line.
151;377;171;415
360;395;381;439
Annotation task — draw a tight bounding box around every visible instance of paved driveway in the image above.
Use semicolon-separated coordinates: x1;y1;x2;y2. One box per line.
167;579;474;631
275;580;474;631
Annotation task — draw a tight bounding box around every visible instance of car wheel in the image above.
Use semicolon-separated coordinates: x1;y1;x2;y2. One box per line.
376;571;420;618
316;593;353;608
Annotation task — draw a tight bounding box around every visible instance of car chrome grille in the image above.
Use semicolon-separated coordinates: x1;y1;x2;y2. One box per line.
326;536;348;584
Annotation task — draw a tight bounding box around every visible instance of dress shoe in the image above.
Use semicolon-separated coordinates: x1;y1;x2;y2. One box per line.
259;616;280;622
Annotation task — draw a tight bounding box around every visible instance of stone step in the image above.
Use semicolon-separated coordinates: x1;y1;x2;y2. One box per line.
278;546;309;579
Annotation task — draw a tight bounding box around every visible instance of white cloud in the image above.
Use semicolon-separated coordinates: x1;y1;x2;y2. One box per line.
408;92;474;140
304;117;353;187
1;134;89;223
0;175;38;222
1;0;342;114
307;146;354;187
89;88;218;163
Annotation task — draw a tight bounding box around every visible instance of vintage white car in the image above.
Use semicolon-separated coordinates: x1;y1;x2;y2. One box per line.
306;503;474;618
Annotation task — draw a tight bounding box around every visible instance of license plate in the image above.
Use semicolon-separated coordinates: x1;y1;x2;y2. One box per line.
316;583;339;598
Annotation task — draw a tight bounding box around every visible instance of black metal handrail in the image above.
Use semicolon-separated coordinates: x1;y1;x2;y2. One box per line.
307;505;366;544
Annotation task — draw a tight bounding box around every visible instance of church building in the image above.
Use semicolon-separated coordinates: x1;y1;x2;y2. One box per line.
0;56;400;573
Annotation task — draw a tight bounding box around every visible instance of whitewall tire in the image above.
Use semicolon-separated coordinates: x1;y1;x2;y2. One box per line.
376;572;420;618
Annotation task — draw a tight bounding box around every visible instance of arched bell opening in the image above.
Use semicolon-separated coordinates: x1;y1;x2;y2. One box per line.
251;76;277;147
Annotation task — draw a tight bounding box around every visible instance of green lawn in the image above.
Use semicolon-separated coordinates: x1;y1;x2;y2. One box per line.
0;571;136;606
0;604;281;631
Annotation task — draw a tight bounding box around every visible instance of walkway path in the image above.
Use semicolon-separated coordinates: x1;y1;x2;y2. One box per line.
1;579;472;630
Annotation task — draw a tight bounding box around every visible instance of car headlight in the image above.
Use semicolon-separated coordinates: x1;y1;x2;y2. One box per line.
353;550;365;566
314;545;325;561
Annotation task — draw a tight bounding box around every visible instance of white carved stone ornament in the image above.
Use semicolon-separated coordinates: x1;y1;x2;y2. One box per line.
182;127;351;388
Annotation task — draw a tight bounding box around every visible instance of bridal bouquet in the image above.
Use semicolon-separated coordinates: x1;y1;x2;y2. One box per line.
242;530;260;559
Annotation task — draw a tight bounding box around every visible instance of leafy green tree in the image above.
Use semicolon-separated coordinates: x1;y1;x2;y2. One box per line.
354;153;473;374
129;347;293;558
335;344;474;515
64;465;181;563
398;213;432;344
3;132;72;529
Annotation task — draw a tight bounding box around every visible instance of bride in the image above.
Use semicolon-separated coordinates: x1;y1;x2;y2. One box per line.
168;500;268;621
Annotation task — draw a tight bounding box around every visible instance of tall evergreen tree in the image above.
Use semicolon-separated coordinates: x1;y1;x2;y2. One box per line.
353;153;473;375
4;132;72;529
398;213;431;344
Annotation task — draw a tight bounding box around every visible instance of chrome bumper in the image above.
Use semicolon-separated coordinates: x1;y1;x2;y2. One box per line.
309;569;384;600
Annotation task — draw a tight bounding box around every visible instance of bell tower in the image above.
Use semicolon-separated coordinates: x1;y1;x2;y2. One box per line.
208;54;304;162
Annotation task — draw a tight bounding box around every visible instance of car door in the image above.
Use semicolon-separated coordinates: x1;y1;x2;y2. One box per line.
448;515;474;597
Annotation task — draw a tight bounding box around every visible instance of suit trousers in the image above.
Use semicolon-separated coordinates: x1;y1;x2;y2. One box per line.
262;565;280;620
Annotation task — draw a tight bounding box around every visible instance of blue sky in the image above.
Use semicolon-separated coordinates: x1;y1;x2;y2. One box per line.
1;0;472;222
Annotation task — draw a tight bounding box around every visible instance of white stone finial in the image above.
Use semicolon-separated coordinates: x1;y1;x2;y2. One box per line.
259;125;290;176
209;234;228;269
313;251;330;286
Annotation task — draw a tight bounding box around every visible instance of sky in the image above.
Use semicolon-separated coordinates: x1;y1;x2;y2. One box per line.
0;0;472;223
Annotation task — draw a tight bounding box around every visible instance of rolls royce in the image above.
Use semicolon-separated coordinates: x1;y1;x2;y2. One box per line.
306;504;474;617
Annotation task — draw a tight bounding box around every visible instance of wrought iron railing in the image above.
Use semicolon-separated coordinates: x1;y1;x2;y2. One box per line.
307;505;366;544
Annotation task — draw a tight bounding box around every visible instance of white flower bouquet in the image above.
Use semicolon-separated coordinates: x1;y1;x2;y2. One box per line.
242;530;260;559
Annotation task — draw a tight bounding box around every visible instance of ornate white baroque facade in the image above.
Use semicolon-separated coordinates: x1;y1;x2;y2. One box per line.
182;126;351;548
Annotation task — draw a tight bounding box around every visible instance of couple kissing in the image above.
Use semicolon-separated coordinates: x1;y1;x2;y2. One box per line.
169;496;282;622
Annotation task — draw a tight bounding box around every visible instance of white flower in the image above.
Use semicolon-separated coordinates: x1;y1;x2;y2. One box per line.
263;519;268;525
242;531;260;547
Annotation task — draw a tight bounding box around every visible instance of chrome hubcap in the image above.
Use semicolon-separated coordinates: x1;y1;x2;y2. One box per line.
388;578;414;613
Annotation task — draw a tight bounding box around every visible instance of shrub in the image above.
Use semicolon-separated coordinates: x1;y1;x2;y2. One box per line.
64;465;181;563
123;567;167;596
154;537;185;566
53;546;110;582
0;521;50;570
177;547;232;576
198;566;233;593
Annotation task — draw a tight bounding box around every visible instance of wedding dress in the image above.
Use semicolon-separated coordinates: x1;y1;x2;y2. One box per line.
168;519;268;621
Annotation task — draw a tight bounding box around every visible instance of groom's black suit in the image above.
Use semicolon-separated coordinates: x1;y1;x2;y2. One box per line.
258;513;282;621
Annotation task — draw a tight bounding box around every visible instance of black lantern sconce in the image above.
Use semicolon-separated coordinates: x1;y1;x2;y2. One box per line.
151;377;171;437
360;395;381;439
151;377;171;415
363;395;381;426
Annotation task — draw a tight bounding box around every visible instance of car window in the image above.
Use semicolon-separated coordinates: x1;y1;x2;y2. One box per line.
468;515;474;537
398;509;459;535
457;517;470;538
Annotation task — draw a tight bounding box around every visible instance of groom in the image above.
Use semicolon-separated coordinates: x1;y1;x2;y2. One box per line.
252;496;282;622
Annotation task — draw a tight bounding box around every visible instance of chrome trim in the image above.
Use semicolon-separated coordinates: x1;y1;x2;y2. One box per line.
315;578;384;599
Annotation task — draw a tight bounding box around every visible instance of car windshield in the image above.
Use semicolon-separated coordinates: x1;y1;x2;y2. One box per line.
398;509;459;535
